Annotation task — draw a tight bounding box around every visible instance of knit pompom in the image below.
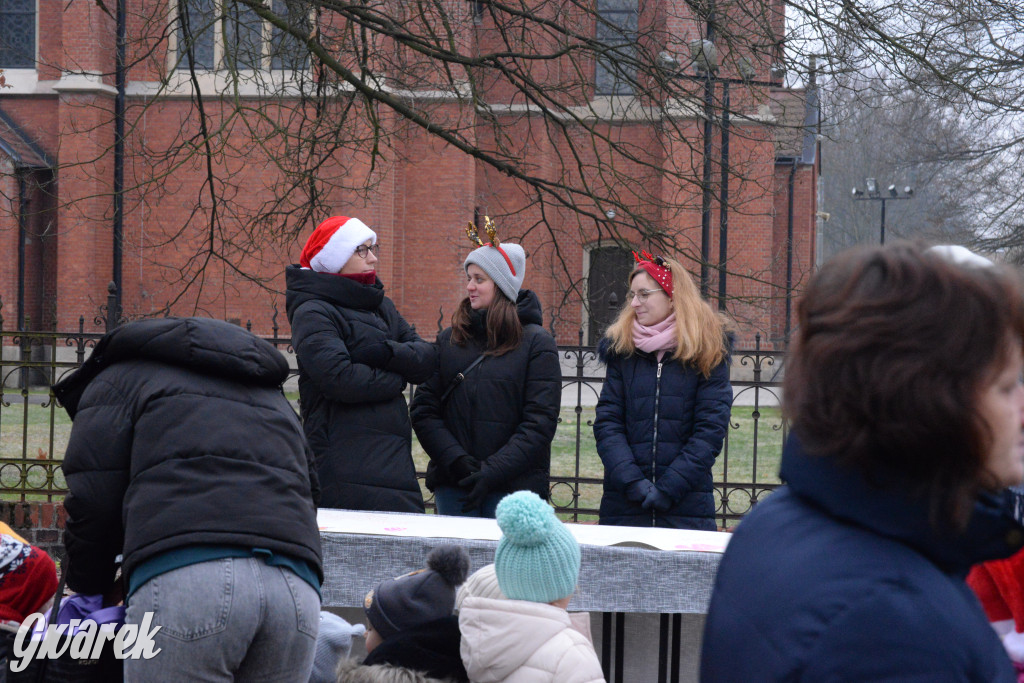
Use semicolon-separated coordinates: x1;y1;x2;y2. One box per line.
496;491;557;547
426;545;470;587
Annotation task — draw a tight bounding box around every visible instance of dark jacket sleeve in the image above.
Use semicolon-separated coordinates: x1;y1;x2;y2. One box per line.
291;301;405;403
655;356;732;500
409;333;471;474
593;354;648;492
479;331;561;485
61;377;133;595
384;301;439;384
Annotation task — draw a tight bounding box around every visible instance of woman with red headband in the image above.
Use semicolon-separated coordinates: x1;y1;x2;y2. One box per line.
411;224;561;517
594;252;733;529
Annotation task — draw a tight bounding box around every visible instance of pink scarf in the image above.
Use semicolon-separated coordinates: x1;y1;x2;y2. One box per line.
632;313;677;361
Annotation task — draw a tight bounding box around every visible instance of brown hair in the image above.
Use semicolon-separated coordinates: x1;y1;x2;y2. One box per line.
451;291;523;356
604;257;731;376
784;242;1024;528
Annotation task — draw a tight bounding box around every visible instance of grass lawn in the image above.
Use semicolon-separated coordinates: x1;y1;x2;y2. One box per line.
0;391;68;498
3;392;785;522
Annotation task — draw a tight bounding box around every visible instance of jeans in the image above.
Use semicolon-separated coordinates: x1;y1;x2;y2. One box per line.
433;486;506;518
124;557;319;682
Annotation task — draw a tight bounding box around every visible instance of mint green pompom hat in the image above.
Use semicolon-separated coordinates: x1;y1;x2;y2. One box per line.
493;491;581;603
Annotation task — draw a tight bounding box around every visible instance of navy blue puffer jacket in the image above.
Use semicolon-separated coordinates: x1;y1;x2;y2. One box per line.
701;433;1024;682
593;339;732;529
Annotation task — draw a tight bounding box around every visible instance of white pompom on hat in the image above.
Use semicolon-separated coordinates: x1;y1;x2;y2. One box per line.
926;244;994;268
299;216;376;274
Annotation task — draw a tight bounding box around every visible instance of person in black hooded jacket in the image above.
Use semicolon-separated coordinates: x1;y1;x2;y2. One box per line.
286;216;438;512
52;316;323;682
410;223;561;517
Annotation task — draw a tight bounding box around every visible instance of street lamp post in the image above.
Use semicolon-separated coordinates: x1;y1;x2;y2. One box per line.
658;44;779;302
851;178;914;244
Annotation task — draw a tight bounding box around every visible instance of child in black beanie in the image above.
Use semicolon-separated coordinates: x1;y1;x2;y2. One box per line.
336;545;470;683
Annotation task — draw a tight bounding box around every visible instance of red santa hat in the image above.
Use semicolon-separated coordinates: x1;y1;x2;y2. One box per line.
0;535;58;624
299;216;377;274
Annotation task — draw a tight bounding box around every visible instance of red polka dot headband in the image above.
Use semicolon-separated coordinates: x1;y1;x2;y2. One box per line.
632;250;673;297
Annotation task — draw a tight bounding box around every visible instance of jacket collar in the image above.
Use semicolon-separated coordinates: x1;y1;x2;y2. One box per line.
285;264;385;315
780;432;1024;574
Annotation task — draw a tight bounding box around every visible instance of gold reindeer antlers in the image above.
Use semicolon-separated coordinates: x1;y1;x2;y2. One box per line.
484;216;500;247
466;216;501;247
465;221;485;247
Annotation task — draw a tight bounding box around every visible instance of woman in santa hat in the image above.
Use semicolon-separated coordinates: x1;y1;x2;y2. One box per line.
286;216;437;512
410;220;561;517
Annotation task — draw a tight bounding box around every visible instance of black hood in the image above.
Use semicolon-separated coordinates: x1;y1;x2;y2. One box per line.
53;317;289;418
515;289;544;327
285;264;385;322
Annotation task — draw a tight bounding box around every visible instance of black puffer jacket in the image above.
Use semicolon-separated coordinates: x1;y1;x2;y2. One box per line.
286;265;437;512
410;291;561;498
52;317;322;595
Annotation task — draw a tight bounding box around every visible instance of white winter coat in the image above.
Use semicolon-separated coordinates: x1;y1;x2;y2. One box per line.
458;597;605;683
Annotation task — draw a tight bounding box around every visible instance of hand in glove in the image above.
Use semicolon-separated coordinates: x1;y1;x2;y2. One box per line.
450;455;481;482
626;479;655;504
641;487;673;512
349;340;394;368
458;471;491;513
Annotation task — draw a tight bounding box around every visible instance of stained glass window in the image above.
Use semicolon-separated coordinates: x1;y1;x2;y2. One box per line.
269;0;311;70
595;0;638;96
177;0;216;70
0;0;36;69
224;0;263;70
175;0;311;72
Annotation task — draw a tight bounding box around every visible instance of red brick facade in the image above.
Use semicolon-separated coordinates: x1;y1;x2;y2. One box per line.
0;1;817;348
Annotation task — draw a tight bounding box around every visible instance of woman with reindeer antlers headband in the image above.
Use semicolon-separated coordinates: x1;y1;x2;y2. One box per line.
593;250;733;529
410;218;561;517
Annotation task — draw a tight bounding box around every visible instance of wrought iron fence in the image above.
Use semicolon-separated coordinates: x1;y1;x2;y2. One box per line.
0;292;785;528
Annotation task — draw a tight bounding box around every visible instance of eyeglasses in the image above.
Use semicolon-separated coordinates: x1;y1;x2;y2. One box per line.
354;243;380;258
628;288;666;304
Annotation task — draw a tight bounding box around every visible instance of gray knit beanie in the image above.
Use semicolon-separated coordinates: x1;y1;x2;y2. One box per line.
309;612;364;683
464;243;526;303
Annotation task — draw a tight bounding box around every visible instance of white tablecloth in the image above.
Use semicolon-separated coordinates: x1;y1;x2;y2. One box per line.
318;509;727;614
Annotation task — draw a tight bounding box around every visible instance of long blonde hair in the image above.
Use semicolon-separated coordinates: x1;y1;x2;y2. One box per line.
604;257;731;376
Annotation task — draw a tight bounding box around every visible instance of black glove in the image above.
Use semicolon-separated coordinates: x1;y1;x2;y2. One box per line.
458;471;491;513
450;455;481;482
641;487;673;512
349;340;394;368
626;479;655;503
